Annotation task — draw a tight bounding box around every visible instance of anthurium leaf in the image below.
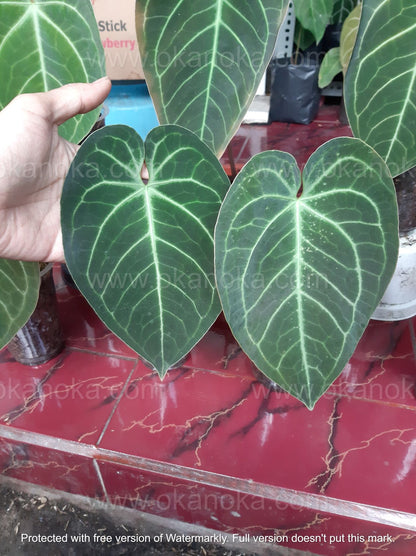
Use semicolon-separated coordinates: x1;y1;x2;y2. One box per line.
293;19;316;52
0;0;105;143
344;0;416;177
339;3;362;74
331;0;357;25
135;0;289;156
319;47;342;88
62;124;229;375
294;0;334;44
0;260;39;349
215;137;398;409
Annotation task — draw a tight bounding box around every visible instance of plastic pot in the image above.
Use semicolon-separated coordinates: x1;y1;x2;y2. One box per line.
373;167;416;321
372;229;416;321
8;263;64;365
269;57;321;125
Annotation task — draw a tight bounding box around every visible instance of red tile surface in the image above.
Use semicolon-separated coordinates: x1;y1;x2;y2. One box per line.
98;459;416;555
0;348;136;444
56;283;138;359
0;437;104;499
0;105;415;555
221;103;352;176
99;317;416;515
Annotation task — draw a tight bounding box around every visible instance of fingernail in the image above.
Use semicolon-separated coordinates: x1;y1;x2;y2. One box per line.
94;76;111;84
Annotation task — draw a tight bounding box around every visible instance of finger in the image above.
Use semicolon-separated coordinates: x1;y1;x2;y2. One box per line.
44;77;112;126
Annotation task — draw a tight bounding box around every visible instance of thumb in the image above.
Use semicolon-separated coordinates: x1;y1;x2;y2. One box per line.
44;77;112;126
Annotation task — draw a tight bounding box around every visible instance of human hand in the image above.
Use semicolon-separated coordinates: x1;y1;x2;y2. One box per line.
0;77;112;262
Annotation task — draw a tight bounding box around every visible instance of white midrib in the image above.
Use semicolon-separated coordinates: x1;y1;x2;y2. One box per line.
144;188;165;367
31;3;48;91
200;0;224;141
295;202;311;399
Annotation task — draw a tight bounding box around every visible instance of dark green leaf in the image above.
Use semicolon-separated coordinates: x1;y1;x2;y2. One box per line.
319;47;342;88
136;0;289;156
62;125;229;376
345;0;416;177
331;0;357;25
0;259;40;349
293;19;316;53
215;138;398;409
294;0;334;44
0;0;105;143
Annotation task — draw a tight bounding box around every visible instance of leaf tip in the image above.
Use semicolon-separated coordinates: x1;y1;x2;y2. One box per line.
157;368;169;381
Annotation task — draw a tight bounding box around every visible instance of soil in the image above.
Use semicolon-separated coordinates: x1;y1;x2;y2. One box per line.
0;483;254;556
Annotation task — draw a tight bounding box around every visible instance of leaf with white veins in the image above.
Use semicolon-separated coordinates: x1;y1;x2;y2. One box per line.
215;137;398;409
0;259;39;349
345;0;416;177
136;0;289;156
0;0;105;143
62;125;230;375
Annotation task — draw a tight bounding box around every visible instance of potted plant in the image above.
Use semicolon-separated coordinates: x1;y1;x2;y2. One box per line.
0;0;106;360
0;0;413;412
323;0;360;51
269;0;335;124
343;0;416;321
60;0;401;411
318;3;362;90
319;1;416;321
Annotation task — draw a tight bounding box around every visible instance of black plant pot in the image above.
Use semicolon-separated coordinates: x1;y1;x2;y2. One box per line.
8;264;64;365
321;23;342;52
269;57;321;125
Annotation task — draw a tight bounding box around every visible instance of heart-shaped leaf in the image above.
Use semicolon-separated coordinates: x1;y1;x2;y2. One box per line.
135;0;289;156
0;260;40;349
62;124;229;375
344;0;416;177
0;0;105;143
215;137;398;409
294;0;334;44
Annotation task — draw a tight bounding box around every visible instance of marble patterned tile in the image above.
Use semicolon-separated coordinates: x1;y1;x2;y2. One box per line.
56;283;139;360
0;437;104;500
0;348;136;444
0;106;414;556
98;459;416;555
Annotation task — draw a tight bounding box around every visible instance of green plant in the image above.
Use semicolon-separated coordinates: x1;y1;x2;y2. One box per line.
345;0;416;178
293;0;360;65
0;0;105;347
293;0;335;55
330;0;359;24
61;0;289;373
319;3;362;88
1;0;414;410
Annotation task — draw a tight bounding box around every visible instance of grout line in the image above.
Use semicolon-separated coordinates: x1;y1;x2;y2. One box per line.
93;458;109;503
0;424;415;532
67;346;138;362
96;364;138;446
